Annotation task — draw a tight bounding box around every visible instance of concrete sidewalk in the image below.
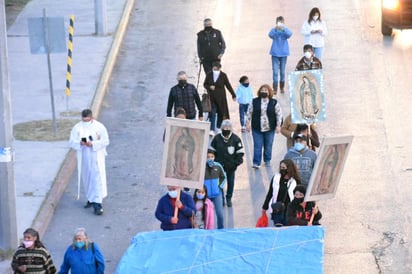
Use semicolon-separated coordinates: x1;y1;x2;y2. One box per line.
0;0;134;272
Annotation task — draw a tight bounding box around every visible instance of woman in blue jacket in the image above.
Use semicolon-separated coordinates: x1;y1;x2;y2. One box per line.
269;16;292;94
59;228;105;274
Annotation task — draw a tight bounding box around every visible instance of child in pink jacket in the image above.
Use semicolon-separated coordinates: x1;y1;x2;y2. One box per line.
193;186;215;229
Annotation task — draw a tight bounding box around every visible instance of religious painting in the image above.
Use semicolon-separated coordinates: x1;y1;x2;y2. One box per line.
305;135;354;201
160;118;210;189
288;70;326;124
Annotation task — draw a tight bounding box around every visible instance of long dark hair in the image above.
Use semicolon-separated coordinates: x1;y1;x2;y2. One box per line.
280;159;302;184
308;7;321;23
22;228;45;248
193;186;208;222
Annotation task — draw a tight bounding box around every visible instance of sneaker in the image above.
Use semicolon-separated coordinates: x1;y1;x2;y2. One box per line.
252;164;260;169
94;208;104;215
209;130;215;136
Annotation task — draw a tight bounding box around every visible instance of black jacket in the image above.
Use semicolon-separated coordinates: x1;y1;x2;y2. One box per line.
286;200;322;226
197;28;226;61
210;133;244;172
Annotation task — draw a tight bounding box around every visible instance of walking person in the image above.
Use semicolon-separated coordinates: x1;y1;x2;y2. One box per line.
287;185;322;226
261;159;301;226
269;16;292;94
283;134;317;187
295;44;322;71
11;228;57;274
155;186;196;231
210;119;244;207
166;71;203;121
235;75;254;132
193;186;215;229
246;84;283;169
197;18;226;74
204;149;227;229
281;114;319;150
204;62;236;135
58;228;105;274
301;7;328;60
69;109;109;215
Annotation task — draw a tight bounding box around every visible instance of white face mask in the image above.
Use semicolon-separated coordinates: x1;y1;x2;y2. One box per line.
168;190;178;198
277;22;283;27
82;121;92;126
304;51;312;59
313;15;319;21
23;240;34;248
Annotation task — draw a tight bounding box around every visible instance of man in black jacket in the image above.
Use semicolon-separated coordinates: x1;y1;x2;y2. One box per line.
166;71;203;120
210;119;244;207
197;18;226;74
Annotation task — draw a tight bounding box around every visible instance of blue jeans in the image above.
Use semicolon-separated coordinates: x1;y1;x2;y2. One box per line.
225;170;235;200
238;104;249;127
271;56;287;84
314;47;324;60
210;191;224;229
252;129;275;165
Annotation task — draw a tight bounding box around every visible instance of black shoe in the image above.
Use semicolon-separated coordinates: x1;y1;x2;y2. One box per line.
84;201;92;208
94;208;104;215
226;199;232;207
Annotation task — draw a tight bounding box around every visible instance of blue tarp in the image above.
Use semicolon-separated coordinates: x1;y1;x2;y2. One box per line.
116;226;324;274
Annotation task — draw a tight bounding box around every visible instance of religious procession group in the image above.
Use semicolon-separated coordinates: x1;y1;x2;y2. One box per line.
158;7;327;231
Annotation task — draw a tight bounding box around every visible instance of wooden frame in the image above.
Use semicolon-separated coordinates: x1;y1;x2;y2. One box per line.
160;118;210;189
288;70;326;124
305;135;354;201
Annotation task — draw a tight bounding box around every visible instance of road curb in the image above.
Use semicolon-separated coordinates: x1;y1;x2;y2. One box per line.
32;0;136;237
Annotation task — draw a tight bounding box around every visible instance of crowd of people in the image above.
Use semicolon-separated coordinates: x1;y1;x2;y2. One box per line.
159;7;327;230
8;7;328;273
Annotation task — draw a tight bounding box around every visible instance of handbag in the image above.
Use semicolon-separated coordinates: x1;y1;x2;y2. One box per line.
270;179;292;226
256;212;268;227
201;92;211;113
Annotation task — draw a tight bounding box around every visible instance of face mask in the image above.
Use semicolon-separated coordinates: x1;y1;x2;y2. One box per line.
277;22;283;27
206;159;214;168
313;16;319;21
242;83;249;88
304;51;312;59
294;197;304;204
204;26;212;31
82;120;92;126
168;190;178;198
260;92;268;98
280;169;288;176
75;241;85;249
222;129;231;137
196;193;205;200
294;143;305;151
23;240;34;248
178;80;187;86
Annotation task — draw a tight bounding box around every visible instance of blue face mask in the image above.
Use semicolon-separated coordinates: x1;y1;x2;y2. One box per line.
206;159;214;168
196;193;205;200
294;143;305;151
168;190;178;198
75;241;85;249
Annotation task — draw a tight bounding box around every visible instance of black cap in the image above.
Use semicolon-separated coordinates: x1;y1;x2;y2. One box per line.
294;133;307;141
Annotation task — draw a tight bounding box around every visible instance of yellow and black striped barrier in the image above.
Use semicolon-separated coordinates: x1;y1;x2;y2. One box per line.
65;15;74;97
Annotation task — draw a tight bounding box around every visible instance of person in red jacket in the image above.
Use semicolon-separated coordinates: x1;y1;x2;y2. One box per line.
287;185;322;226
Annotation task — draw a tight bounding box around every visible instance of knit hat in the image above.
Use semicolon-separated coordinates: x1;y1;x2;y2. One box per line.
293;185;307;195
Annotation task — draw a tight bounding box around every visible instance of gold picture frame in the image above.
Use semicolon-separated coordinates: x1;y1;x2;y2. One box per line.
305;135;354;201
160;118;210;189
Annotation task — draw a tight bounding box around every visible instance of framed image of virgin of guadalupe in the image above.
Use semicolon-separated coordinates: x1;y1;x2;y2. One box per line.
305;135;354;201
160;118;210;189
288;70;326;124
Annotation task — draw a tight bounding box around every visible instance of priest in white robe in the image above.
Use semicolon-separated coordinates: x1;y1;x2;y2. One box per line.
69;109;109;215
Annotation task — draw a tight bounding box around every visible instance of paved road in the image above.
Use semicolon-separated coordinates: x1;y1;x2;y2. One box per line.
43;0;412;273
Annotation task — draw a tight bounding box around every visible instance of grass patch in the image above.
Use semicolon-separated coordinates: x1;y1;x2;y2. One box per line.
14;119;79;141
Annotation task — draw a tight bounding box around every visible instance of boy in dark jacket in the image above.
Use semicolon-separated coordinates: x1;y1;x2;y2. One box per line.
287;185;322;226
